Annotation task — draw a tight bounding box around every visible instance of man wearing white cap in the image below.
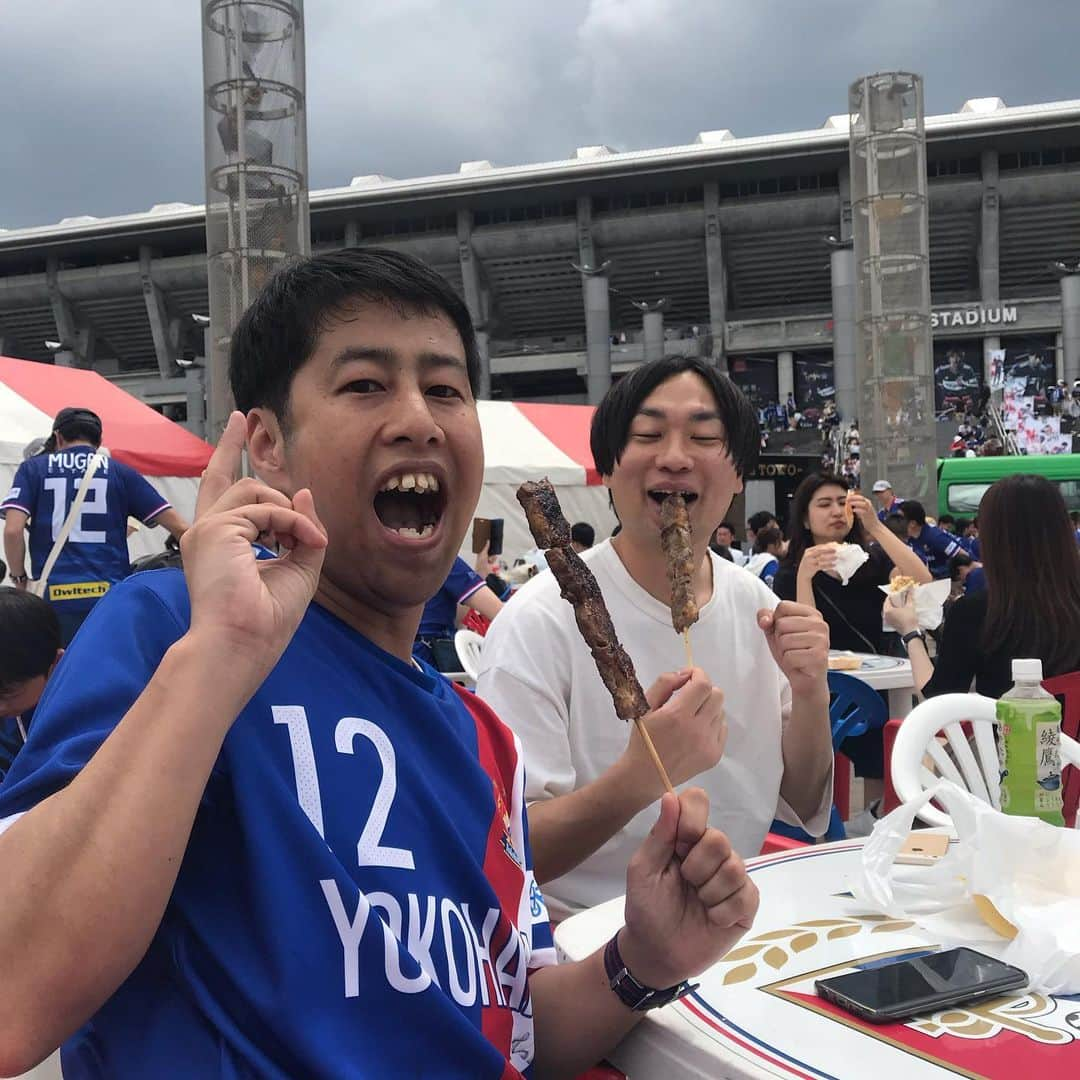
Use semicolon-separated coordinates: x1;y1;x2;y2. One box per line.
871;479;903;522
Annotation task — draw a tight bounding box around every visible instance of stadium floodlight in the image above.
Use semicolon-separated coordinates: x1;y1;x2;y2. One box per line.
849;71;935;502
202;0;309;443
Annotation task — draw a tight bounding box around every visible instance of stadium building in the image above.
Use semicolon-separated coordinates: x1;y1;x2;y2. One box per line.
1;95;1079;437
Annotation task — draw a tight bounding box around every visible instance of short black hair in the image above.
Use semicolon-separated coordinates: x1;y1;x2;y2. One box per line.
0;588;61;696
52;407;103;448
900;500;928;527
717;521;737;535
588;355;758;480
955;517;972;533
229;248;480;421
747;510;777;535
938;514;956;529
948;550;974;580
570;522;595;549
753;525;783;554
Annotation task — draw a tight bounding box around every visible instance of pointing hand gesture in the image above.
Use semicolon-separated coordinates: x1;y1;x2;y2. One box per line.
181;412;327;671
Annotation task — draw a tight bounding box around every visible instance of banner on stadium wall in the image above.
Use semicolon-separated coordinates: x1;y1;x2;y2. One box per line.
1003;336;1056;400
727;356;778;412
989;348;1006;392
932;338;982;414
793;352;834;413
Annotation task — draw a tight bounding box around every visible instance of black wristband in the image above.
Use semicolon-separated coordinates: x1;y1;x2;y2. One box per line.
603;931;697;1012
10;574;28;584
901;629;926;648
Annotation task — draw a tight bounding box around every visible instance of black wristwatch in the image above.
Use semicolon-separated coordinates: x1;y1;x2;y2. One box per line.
603;931;697;1012
10;573;28;584
901;629;927;649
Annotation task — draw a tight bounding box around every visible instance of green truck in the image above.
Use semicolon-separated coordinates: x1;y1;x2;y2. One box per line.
936;454;1080;516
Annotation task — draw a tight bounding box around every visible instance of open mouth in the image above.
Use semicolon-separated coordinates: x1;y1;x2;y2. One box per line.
373;471;447;540
647;490;699;507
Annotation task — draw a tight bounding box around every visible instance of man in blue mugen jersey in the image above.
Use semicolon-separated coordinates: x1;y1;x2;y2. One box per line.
0;249;759;1079
2;407;189;644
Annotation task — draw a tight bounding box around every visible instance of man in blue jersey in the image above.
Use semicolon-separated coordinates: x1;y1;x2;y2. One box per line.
872;478;903;521
900;500;963;579
415;554;504;669
2;407;189;644
0;249;758;1079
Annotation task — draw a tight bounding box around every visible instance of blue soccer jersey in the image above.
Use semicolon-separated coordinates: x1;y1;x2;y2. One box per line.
0;445;171;611
418;557;486;641
0;571;554;1078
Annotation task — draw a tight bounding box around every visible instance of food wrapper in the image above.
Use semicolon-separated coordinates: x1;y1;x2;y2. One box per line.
878;577;951;632
850;781;1080;994
832;542;869;585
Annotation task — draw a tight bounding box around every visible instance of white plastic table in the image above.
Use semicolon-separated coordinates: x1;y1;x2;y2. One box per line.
831;651;916;718
555;840;1080;1079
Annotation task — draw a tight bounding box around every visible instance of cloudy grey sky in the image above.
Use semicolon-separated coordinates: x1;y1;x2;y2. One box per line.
4;0;1079;230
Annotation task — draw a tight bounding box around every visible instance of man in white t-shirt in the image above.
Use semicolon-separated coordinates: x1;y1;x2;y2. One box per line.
477;356;833;919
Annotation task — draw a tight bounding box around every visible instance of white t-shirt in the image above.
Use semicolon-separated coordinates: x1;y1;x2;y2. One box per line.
476;540;832;919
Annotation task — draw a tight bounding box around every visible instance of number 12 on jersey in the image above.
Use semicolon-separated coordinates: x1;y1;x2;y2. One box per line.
42;476;109;543
273;706;416;871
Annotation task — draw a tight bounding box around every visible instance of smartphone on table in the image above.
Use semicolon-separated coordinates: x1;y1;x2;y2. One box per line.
815;947;1027;1023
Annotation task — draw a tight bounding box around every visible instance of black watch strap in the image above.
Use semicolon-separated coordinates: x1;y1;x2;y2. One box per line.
10;574;29;584
603;931;697;1012
901;629;926;647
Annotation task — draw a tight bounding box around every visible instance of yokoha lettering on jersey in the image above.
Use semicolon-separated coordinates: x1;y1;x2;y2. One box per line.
320;879;531;1013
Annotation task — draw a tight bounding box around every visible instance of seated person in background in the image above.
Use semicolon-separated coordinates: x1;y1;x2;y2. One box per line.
477;355;833;919
712;520;746;565
746;510;779;549
743;525;785;588
937;514;958;538
0;588;63;781
882;511;908;541
570;521;595;553
946;549;981;603
0;250;758;1079
414;554;504;669
886;474;1080;699
900;500;962;579
772;473;931;822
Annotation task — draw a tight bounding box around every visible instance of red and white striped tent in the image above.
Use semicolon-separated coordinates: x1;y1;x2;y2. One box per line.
1;357;613;570
0;356;213;571
473;400;615;559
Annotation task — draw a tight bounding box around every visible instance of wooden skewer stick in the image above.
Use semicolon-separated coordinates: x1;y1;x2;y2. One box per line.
634;717;675;794
682;628;694;670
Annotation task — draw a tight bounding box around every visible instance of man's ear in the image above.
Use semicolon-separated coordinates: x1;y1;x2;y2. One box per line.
246;408;290;487
48;648;64;677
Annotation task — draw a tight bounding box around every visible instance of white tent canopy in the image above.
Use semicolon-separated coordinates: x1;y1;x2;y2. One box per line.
472;400;616;562
0;357;213;578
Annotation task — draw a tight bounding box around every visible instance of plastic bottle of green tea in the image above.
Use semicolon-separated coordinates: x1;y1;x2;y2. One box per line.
996;658;1064;826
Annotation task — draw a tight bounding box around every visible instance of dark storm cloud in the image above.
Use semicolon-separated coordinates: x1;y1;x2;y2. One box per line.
3;0;1079;231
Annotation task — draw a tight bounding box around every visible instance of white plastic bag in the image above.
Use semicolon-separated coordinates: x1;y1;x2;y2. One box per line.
850;780;1080;994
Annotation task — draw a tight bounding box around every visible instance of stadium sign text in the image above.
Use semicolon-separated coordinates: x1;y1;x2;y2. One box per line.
931;306;1017;329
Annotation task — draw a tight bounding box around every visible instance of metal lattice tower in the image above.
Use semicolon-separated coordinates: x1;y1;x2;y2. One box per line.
849;73;936;503
202;0;309;442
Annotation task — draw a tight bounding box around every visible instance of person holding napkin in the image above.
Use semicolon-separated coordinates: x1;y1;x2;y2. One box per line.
772;472;931;819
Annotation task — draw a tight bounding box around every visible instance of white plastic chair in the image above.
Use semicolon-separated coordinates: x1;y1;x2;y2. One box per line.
453;629;485;683
890;693;1080;828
